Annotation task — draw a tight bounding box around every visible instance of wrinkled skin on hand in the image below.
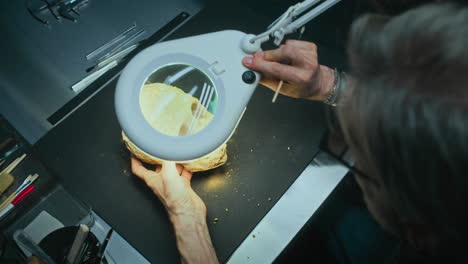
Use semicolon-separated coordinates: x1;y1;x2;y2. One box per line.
131;157;206;218
242;40;335;101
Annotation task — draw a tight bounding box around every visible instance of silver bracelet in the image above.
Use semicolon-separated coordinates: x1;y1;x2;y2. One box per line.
324;69;347;106
324;68;340;106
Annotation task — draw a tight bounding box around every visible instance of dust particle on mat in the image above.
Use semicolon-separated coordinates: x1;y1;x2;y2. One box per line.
225;208;229;212
287;146;291;150
213;217;219;223
268;197;272;201
252;234;256;238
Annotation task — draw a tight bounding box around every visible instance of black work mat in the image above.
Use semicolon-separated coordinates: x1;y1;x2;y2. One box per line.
33;2;347;262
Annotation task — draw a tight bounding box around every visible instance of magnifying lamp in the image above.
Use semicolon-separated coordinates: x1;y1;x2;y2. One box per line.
115;0;341;162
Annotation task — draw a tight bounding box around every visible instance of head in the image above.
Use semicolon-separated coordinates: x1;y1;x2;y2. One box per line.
339;3;468;257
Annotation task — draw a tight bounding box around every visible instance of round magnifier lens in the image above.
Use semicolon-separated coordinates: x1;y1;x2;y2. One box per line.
139;63;218;137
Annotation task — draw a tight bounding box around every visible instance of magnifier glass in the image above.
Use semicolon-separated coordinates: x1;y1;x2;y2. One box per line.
115;0;340;168
116;30;258;168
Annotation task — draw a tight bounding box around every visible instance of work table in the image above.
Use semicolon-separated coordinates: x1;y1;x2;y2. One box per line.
5;1;351;262
33;74;327;263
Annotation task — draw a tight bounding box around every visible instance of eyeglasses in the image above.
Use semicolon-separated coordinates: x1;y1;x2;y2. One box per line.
320;134;380;186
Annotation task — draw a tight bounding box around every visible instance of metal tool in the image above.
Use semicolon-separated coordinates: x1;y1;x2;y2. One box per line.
0;137;19;163
27;0;89;25
86;44;139;73
188;83;214;135
115;0;341;162
241;0;341;51
86;23;137;61
96;229;113;263
98;29;145;62
98;44;138;67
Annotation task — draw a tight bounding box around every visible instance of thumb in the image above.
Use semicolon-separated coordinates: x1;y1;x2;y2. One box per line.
161;161;179;180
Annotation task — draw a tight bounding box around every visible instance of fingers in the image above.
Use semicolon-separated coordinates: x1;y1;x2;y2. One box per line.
258;49;288;63
181;168;193;181
155;166;162;173
175;164;193;181
161;161;179;180
244;58;313;85
259;78;303;98
262;45;301;65
175;164;184;174
250;40;317;64
133;158;193;187
131;156;149;181
131;157;164;193
285;39;317;51
169;163;193;181
242;40;318;80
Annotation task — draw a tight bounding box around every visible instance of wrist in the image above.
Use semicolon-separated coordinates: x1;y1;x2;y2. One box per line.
169;205;207;227
171;214;205;237
317;66;336;101
323;69;347;106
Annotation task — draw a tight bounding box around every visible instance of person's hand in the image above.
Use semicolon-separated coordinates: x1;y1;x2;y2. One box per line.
242;40;335;101
132;157;219;263
131;157;206;220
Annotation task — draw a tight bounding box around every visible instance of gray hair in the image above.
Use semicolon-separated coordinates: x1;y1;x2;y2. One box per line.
339;3;468;258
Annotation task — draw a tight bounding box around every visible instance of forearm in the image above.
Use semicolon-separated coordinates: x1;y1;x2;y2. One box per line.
170;213;219;264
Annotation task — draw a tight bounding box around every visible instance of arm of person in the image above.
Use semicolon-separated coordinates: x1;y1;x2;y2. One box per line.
131;157;219;264
170;212;218;264
242;39;350;105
